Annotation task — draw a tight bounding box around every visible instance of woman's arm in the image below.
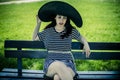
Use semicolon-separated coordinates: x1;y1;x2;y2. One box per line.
80;35;91;58
32;15;41;41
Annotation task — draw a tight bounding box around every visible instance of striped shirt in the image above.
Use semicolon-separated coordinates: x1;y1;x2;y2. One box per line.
37;27;81;51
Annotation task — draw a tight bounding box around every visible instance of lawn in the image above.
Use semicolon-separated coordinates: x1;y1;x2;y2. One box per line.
0;0;22;2
0;0;120;71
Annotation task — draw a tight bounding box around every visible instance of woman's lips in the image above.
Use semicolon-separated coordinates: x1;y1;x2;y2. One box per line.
59;23;63;25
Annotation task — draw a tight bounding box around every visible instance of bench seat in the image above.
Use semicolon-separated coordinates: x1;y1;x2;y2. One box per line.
0;68;120;79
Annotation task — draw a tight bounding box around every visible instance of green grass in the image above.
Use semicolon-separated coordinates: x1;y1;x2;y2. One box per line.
0;0;16;2
0;0;120;71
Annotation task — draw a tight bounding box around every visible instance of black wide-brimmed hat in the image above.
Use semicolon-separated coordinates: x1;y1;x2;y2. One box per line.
38;1;83;27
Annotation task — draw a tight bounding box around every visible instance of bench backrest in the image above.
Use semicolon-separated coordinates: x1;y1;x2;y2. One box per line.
4;40;120;76
4;40;120;60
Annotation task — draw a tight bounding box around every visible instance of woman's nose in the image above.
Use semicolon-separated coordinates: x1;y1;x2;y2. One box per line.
60;18;64;21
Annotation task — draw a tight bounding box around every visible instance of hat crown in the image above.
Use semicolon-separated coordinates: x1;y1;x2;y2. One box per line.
38;1;83;27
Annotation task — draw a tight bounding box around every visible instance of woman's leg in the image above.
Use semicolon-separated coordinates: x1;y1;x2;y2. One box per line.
54;74;60;80
46;60;75;80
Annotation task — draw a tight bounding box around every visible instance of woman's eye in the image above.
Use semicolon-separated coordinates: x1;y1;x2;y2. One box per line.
63;17;67;19
58;16;61;19
57;15;67;19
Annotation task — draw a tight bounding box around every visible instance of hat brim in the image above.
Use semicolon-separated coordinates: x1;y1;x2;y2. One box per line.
38;1;83;27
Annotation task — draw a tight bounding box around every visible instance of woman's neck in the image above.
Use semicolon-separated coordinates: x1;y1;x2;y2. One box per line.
55;25;65;33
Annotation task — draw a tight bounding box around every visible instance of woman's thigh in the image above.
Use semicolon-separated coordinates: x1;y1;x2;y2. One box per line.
46;60;75;78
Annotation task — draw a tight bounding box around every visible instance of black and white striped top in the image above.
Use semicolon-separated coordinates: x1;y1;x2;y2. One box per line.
38;27;81;52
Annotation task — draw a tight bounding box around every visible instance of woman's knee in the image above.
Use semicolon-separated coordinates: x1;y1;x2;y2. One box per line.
67;67;75;77
46;61;63;77
47;61;75;80
46;61;67;76
53;61;66;69
54;74;60;80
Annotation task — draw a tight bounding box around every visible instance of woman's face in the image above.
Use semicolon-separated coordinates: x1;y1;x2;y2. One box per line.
55;15;67;27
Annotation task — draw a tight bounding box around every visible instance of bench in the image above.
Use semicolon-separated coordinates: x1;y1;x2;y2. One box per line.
0;40;120;79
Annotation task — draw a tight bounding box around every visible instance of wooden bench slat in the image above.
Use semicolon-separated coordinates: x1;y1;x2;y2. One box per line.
5;40;45;49
2;68;43;74
88;42;120;50
0;69;43;79
5;40;120;50
0;68;120;79
5;50;47;59
5;50;120;60
73;52;120;60
72;42;120;50
2;68;120;75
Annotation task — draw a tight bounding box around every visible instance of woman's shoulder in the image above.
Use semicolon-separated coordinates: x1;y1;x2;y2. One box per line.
44;27;54;31
72;27;78;32
42;27;54;33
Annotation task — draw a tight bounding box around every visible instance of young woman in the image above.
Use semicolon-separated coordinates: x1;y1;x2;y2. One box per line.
32;14;90;80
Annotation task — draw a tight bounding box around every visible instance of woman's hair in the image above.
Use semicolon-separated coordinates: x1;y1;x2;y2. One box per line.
44;17;74;39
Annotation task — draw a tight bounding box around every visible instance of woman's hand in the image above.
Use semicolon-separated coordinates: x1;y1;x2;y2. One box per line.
83;43;91;58
32;15;41;41
80;35;91;58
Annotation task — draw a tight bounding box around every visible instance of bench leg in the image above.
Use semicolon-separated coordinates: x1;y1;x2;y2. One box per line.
18;58;22;76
